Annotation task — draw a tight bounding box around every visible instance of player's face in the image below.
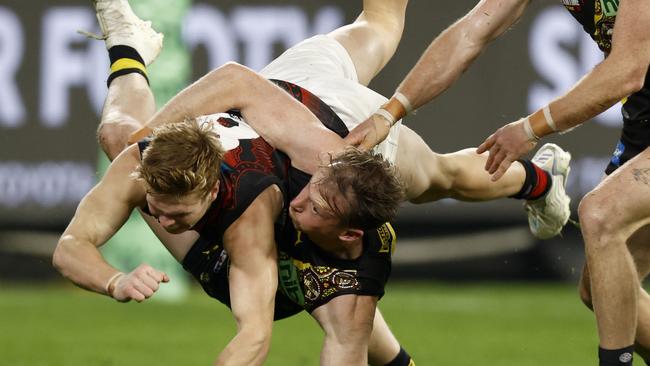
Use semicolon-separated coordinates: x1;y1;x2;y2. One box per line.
146;190;215;234
288;169;347;241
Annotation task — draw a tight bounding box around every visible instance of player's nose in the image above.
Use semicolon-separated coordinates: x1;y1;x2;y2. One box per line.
158;215;175;228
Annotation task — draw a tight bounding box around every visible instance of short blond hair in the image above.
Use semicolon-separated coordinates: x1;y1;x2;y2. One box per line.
135;120;224;198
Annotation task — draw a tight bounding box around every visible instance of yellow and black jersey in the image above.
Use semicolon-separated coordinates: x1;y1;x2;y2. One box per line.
562;0;650;124
179;80;396;318
276;167;396;312
276;220;396;313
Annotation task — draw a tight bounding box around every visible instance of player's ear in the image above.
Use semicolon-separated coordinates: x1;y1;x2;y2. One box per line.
209;180;220;201
339;228;363;242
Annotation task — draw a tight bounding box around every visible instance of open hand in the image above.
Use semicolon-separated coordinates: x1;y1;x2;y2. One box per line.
344;113;392;151
477;119;538;181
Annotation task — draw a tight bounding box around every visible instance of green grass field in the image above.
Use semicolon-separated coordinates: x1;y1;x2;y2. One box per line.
0;281;599;365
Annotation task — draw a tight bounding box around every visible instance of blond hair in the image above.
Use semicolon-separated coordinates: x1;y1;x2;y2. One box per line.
135;120;225;198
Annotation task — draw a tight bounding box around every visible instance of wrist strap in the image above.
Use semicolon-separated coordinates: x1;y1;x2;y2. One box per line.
523;117;540;141
105;272;125;297
374;108;396;127
542;105;557;131
394;92;413;114
381;96;407;124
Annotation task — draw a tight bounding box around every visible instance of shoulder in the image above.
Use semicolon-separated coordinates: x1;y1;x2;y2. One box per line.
99;144;147;207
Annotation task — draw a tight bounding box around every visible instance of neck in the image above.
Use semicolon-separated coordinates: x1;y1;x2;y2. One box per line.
313;234;363;260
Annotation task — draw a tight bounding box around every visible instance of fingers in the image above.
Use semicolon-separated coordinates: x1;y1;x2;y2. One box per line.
343;131;362;147
476;134;495;154
491;156;514;182
114;264;169;303
484;143;498;171
488;149;507;175
358;138;375;152
346;114;392;152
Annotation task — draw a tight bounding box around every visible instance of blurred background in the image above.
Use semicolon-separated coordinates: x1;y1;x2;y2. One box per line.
0;0;617;364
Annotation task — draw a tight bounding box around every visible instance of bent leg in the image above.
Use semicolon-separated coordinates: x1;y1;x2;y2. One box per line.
577;148;650;350
328;0;407;85
99;74;155;160
368;309;410;365
395;125;525;203
311;295;377;366
579;223;650;359
91;0;162;160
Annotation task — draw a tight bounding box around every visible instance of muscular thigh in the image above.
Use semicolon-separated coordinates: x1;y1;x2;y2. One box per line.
394;125;449;201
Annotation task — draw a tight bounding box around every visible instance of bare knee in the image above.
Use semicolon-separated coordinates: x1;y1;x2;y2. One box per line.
406;151;456;203
97;118;142;161
578;190;626;250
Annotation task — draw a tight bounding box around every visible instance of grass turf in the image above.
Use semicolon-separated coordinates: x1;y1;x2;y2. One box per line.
0;281;598;365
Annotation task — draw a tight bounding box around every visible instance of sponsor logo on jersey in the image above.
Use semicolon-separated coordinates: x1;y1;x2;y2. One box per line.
600;0;618;17
278;252;306;306
561;0;581;11
377;223;396;253
610;140;625;167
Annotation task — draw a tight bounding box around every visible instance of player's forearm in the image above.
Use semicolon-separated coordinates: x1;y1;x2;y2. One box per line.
52;235;120;296
526;0;650;138
144;62;246;130
396;0;529;110
538;61;645;137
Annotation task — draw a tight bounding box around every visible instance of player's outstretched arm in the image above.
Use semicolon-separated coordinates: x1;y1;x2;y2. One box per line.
345;0;531;151
311;294;377;366
214;186;283;366
52;146;168;301
478;0;650;180
130;62;346;173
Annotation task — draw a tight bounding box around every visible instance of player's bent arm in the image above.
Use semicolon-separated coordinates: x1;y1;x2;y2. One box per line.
534;0;650;136
397;0;530;109
138;62;345;173
52;145;146;295
214;185;284;366
311;294;377;366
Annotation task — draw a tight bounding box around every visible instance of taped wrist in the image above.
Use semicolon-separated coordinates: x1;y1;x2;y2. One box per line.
105;272;125;297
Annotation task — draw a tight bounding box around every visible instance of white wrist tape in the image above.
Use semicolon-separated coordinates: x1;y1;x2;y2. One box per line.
523;117;540;141
394;92;413;114
542;105;558;132
105;272;125;297
374;108;396;127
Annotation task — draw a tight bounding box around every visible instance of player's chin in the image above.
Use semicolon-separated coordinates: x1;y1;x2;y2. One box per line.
164;226;186;235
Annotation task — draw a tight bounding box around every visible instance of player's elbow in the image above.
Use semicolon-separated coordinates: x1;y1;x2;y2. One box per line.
623;65;648;95
209;62;250;85
51;235;74;279
605;51;649;96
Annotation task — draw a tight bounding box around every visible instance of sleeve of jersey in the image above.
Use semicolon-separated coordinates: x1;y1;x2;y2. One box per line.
219;171;286;233
355;223;396;299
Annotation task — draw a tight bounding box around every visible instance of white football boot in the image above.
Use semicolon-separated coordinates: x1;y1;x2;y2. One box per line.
88;0;163;66
525;143;572;239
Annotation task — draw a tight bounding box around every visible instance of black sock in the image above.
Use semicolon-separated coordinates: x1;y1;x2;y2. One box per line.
385;347;415;366
510;159;551;200
107;45;149;87
599;345;634;366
